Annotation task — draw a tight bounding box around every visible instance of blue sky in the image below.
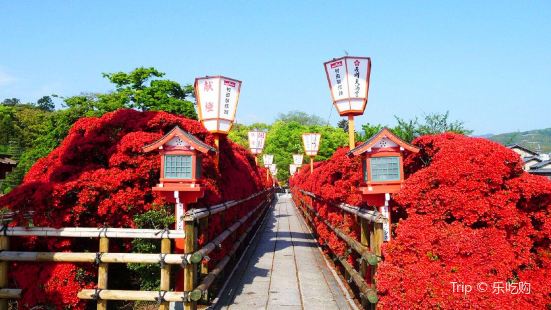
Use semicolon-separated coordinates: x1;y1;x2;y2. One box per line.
0;1;549;135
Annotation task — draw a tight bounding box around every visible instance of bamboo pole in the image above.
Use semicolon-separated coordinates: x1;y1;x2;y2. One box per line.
296;199;378;304
0;289;21;299
78;290;191;302
3;227;185;239
299;190;385;223
184;189;270;221
159;238;171;310
97;237;109;310
360;217;369;308
0;251;192;264
190;200;267;263
214;134;220;168
300;199;378;265
191;202;268;300
184;219;197;310
0;236;8;310
348;115;355;149
198;217;209;303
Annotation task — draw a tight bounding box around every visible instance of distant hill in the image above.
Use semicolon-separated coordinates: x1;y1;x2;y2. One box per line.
487;128;551;153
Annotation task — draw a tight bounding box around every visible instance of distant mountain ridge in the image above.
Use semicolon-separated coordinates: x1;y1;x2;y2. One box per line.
486;128;551;153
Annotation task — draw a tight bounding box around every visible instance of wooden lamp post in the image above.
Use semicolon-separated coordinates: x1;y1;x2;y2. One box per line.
324;56;372;149
302;133;321;173
347;127;419;241
248;130;267;165
194;76;242;167
143;126;216;302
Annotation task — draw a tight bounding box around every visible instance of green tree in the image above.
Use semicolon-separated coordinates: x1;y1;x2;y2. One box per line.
36;96;55;112
100;67;197;117
276;110;326;126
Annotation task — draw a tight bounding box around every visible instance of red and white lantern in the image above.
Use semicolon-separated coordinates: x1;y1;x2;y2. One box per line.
194;76;242;134
248;131;266;155
292;154;304;166
324;56;371;116
302;133;321;173
263;154;274;167
302;133;321;157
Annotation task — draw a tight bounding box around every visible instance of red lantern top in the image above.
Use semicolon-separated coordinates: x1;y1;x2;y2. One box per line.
324;56;372;116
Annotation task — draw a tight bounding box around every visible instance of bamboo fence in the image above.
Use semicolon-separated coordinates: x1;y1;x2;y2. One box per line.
0;189;274;310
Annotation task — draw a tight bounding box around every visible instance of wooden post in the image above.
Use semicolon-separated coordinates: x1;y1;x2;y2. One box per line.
360;217;369;308
184;220;197;310
97;237;109;310
198;217;209;303
369;221;383;309
348;115;355;149
159;238;171;310
0;236;9;310
214;134;220;169
309;156;314;173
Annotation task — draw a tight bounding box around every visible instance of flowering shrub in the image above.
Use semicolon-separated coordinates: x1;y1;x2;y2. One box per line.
0;109;270;308
377;133;551;309
289;148;363;266
291;133;551;309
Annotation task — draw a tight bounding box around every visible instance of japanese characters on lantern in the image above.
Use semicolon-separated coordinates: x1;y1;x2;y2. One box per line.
302;133;321;156
324;56;371;116
292;154;304;166
194;76;242;134
263;154;274;166
248;131;266;155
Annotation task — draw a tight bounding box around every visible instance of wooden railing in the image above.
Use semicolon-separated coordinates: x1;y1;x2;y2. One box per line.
0;189;274;310
292;189;385;308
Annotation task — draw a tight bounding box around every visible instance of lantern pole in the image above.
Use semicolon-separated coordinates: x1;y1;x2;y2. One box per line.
348;115;355;149
213;134;220;168
310;156;314;173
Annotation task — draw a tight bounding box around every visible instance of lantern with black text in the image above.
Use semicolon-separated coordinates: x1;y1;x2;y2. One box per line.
263;154;274;167
348;127;419;241
292;154;304;166
324;56;371;148
194;75;242;166
248;130;266;164
302;133;321;173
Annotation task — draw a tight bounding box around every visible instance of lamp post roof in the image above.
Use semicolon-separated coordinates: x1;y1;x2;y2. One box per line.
143;126;217;154
347;127;419;157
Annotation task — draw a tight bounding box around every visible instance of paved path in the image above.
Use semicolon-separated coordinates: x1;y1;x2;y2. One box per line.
215;194;353;310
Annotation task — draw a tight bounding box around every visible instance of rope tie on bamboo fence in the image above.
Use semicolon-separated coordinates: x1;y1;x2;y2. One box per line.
98;226;108;238
94;252;103;265
0;224;8;236
155;226;170;239
159;253;167;268
180;254;189;267
91;288;102;300
180;291;190;302
155;290;167;305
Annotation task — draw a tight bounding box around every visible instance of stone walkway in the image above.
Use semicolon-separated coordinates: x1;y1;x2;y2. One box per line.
215;194;353;310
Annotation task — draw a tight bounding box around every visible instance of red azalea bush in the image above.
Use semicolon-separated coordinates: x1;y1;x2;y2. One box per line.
0;109;270;308
289;148;364;265
377;133;551;309
291;133;551;309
